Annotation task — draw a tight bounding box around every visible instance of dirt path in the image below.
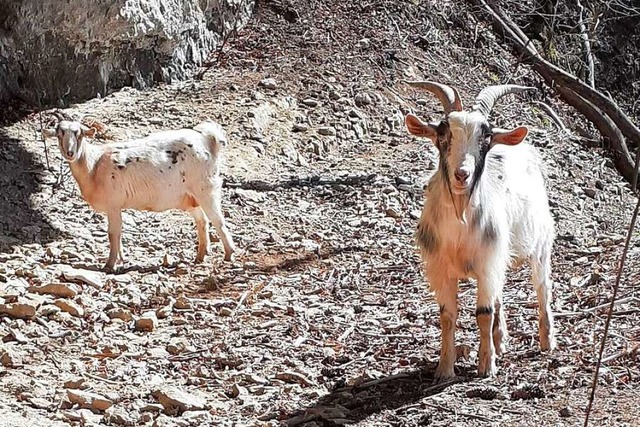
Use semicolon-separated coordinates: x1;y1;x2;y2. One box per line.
0;1;639;426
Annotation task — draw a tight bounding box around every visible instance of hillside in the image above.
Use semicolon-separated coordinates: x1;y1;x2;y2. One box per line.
0;1;639;426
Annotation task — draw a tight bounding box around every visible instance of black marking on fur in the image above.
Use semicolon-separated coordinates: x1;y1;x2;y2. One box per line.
439;304;445;314
469;120;493;196
491;153;504;163
476;306;494;316
464;261;474;275
482;219;498;243
111;173;115;179
472;203;484;230
125;158;132;164
416;223;438;253
116;164;125;170
436;120;451;155
187;143;193;148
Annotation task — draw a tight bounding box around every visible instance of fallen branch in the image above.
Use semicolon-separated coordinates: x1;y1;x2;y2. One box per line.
469;0;640;185
224;173;379;191
531;101;570;135
601;344;640;364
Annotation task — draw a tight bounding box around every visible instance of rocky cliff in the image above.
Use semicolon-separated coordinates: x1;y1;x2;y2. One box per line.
0;0;254;107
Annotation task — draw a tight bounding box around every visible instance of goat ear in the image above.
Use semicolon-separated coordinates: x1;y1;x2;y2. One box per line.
405;114;437;141
81;125;96;138
41;128;57;139
491;126;528;146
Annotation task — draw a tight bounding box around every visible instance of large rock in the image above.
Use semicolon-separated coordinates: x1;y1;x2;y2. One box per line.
0;0;255;106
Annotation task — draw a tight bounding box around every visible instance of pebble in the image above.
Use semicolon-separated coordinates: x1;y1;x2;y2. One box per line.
559;407;574;418
28;283;78;298
275;371;313;387
219;307;233;317
135;312;158;332
583;187;597;198
173;296;192;310
354;92;372;106
108;307;133;322
166;337;188;355
0;301;37;319
302;98;319;107
235;189;267;203
259;78;278;90
156;305;173;319
54;299;85;317
62;267;104;289
0;345;22;367
67;389;113;411
152;387;207;414
318;127;337;136
104;405;138;426
292;123;310;132
229;383;248;398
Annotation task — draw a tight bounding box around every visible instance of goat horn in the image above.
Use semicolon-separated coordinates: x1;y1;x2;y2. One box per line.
472;85;536;117
50;110;72;121
403;81;463;114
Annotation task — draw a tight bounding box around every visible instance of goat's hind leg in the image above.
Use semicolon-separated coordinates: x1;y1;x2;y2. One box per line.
493;296;508;355
531;249;556;351
191;207;210;263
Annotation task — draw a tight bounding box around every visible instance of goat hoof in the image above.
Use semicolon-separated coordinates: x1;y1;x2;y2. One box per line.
477;360;497;378
540;334;557;352
103;264;116;273
434;365;455;382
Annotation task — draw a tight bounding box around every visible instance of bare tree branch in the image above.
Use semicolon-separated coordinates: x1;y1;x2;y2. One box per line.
576;0;595;88
470;0;640;185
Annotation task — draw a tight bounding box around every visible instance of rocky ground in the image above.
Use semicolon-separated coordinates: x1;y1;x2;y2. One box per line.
1;1;639;426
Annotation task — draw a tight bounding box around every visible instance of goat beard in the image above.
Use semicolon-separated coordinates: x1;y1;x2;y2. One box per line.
444;175;470;224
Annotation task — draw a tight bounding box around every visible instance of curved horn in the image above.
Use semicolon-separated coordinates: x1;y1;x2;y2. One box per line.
50;110;73;122
403;81;463;114
472;85;536;117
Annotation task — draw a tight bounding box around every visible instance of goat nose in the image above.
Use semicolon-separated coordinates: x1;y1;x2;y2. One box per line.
454;168;470;182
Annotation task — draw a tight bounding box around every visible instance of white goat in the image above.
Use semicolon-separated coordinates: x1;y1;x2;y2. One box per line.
404;82;556;379
43;113;236;272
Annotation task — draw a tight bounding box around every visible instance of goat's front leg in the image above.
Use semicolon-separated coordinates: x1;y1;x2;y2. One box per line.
477;277;502;377
433;277;459;381
105;210;123;272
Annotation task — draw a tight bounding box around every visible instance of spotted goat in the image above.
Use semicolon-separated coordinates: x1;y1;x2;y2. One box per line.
404;82;556;379
43;113;236;271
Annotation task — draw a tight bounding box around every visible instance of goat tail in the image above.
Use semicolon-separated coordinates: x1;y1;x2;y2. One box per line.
193;121;228;156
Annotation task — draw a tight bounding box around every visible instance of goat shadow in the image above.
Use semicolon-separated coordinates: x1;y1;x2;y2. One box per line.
0;123;68;254
283;365;472;426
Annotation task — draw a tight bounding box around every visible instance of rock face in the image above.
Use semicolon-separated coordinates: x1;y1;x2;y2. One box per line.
0;0;255;106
